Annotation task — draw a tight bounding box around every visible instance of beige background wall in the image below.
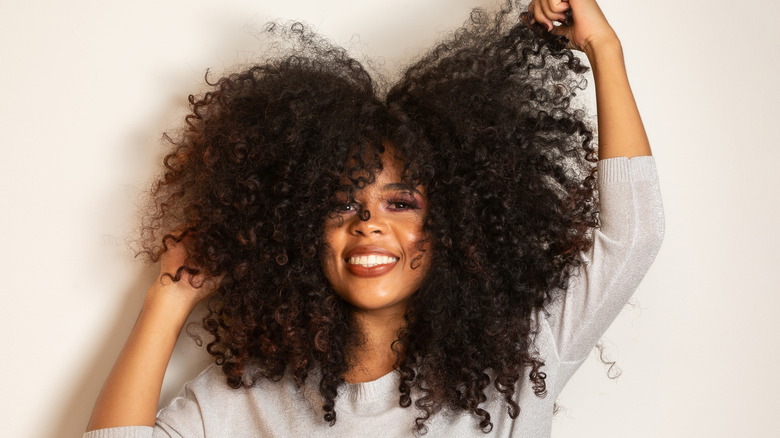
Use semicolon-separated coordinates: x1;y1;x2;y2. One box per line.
1;0;778;437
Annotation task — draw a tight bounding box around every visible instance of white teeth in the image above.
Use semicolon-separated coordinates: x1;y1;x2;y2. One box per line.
347;255;398;268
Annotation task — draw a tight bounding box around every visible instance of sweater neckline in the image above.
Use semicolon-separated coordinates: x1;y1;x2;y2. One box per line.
334;370;401;415
341;369;399;404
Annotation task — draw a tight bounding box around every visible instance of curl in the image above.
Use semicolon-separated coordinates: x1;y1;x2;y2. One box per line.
138;1;597;433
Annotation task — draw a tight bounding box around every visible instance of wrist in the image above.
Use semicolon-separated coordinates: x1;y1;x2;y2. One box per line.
143;282;200;322
582;34;622;63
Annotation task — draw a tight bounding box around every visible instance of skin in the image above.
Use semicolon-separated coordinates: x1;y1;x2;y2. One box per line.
321;149;431;382
86;0;651;430
527;0;652;159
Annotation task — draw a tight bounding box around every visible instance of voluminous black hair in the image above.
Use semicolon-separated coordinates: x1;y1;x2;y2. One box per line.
140;1;597;434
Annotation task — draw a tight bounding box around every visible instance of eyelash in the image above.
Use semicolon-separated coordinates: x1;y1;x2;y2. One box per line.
387;196;420;210
331;195;420;212
334;201;357;212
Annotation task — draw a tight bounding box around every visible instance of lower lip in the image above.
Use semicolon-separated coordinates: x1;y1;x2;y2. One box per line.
345;260;398;277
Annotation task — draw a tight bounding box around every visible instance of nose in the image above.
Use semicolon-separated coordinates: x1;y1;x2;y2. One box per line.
347;208;386;236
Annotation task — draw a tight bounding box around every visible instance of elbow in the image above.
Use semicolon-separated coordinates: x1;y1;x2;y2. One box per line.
628;204;665;275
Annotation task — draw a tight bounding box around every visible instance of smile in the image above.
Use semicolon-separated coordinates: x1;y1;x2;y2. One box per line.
347;255;399;268
343;247;400;278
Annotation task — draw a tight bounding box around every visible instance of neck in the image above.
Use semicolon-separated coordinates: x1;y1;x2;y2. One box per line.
345;307;407;383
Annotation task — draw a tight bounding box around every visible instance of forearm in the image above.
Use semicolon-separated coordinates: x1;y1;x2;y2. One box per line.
86;291;193;431
585;38;652;159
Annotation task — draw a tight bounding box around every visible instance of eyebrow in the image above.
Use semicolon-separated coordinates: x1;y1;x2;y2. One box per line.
382;183;421;195
334;183;422;195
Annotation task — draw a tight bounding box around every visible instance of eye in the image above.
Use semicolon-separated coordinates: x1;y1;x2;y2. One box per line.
387;195;420;210
330;195;358;213
390;201;411;209
336;202;358;212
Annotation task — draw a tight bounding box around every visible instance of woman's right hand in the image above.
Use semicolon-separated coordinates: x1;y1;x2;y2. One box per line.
87;235;219;432
145;236;219;313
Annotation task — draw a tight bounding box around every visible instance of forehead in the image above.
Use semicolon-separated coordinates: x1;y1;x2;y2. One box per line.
338;145;412;189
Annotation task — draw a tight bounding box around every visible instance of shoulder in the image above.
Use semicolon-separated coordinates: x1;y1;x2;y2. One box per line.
165;364;296;406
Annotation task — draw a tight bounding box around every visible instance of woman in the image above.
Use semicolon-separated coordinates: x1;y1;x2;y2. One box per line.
86;0;663;436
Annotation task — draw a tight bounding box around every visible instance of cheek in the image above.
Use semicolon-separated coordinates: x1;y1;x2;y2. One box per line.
405;229;432;271
321;220;344;253
319;243;340;289
319;225;340;279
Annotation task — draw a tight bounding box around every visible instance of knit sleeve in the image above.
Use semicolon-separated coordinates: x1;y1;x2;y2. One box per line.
83;427;155;438
542;156;664;366
82;366;218;438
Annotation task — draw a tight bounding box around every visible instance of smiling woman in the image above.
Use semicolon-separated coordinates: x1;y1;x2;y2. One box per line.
321;149;432;383
85;1;663;437
322;149;431;318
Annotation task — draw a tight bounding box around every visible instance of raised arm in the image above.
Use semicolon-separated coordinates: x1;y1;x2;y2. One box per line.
86;239;215;432
527;0;663;371
528;0;651;159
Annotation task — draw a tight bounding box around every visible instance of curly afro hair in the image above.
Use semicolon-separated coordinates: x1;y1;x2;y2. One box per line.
139;1;598;434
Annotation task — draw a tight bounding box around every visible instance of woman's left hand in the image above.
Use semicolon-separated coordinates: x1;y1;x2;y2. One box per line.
526;0;619;54
526;0;651;159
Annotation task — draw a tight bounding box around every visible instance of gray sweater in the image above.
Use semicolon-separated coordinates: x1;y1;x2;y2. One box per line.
85;156;664;438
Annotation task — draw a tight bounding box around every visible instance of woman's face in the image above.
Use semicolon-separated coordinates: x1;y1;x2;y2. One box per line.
321;150;431;316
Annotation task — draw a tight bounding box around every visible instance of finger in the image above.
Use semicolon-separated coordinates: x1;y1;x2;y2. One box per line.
521;11;535;27
526;1;536;24
163;238;187;263
551;0;571;13
533;0;567;31
530;0;555;31
539;0;568;22
159;232;194;277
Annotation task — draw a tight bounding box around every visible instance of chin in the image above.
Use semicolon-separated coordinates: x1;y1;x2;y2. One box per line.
336;287;414;314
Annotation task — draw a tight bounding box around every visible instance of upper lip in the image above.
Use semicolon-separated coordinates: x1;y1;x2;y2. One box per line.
344;246;399;260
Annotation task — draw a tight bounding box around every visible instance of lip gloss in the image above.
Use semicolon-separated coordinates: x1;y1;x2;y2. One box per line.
345;246;399;277
346;260;398;277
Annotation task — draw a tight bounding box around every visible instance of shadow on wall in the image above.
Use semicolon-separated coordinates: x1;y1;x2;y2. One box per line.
45;265;214;438
45;267;154;438
40;40;221;438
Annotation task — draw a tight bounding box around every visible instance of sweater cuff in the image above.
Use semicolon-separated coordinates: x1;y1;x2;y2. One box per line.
598;156;657;184
83;426;154;438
